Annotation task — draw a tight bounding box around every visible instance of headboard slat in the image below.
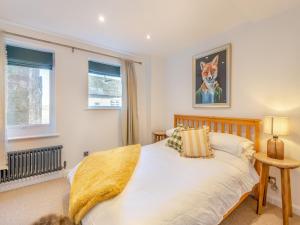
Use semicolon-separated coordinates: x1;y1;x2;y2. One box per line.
237;125;242;136
228;124;233;134
214;122;218;132
221;123;225;133
246;126;251;139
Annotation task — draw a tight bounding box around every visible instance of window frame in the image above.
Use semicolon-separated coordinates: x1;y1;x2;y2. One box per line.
87;59;122;110
5;41;57;140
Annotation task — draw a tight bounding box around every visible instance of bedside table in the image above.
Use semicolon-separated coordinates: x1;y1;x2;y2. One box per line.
255;152;300;225
152;131;167;143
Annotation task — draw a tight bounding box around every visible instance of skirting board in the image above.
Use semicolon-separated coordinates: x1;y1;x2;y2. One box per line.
0;169;70;193
267;195;300;216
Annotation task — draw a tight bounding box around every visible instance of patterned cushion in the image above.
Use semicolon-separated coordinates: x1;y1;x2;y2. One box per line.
180;127;214;158
166;124;185;152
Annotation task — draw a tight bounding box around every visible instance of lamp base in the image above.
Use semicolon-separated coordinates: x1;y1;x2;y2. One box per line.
267;137;284;160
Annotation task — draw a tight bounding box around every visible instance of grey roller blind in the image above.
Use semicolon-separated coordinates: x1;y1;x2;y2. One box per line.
6;45;53;70
88;61;120;77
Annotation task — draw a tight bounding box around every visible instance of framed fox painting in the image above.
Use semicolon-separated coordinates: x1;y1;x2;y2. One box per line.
192;44;231;108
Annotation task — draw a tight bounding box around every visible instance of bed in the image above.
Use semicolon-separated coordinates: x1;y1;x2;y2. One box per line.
69;114;261;225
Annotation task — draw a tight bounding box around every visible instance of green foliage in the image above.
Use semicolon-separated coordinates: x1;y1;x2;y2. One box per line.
88;75;121;97
7;65;45;126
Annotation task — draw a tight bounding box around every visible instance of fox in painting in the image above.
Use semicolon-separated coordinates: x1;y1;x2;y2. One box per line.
196;55;222;104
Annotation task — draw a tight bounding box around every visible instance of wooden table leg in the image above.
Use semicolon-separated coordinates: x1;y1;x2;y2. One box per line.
263;165;269;206
257;163;268;215
281;168;290;225
287;169;293;217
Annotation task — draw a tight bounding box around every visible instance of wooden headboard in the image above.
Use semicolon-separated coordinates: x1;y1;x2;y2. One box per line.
174;114;261;152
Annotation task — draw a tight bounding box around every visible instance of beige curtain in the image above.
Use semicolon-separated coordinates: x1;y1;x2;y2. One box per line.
0;31;7;170
121;60;139;145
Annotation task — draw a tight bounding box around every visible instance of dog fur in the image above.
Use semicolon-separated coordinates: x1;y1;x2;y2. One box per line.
32;214;74;225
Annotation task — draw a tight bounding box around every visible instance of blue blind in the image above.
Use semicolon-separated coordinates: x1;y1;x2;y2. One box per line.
6;45;53;70
88;61;120;77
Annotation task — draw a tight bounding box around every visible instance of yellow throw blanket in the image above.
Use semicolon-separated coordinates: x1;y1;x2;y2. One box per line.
69;144;141;224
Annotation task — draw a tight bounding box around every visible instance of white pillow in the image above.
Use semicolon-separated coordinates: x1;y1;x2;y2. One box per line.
209;132;254;157
166;128;176;137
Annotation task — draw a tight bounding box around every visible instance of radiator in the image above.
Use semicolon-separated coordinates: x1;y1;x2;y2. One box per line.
0;145;63;183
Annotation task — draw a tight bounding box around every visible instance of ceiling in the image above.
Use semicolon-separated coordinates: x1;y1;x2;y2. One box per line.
0;0;299;56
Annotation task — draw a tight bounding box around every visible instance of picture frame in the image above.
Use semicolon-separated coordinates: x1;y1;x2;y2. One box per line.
192;43;231;108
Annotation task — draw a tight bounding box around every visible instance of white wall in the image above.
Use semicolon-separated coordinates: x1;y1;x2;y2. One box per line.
163;7;300;214
0;21;153;169
150;56;167;132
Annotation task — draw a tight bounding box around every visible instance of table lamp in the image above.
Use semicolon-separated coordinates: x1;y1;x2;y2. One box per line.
264;116;289;160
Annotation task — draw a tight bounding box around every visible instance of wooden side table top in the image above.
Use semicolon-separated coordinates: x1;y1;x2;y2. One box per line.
152;131;167;143
152;131;166;136
254;152;300;169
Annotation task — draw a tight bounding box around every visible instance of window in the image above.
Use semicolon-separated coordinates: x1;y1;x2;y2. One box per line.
88;61;122;109
6;45;55;139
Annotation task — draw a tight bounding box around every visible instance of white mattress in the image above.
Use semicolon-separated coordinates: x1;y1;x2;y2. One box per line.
69;140;259;225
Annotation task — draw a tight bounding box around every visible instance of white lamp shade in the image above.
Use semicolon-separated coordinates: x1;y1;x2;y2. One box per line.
263;116;273;134
273;117;289;136
263;116;289;136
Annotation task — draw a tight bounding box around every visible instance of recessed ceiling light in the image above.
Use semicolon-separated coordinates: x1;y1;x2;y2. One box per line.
146;34;151;40
98;15;105;23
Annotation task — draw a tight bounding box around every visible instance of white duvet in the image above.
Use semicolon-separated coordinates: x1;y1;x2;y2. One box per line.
69;140;259;225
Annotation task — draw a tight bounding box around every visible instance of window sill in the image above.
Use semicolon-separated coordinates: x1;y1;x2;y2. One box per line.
87;106;121;110
8;133;60;141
